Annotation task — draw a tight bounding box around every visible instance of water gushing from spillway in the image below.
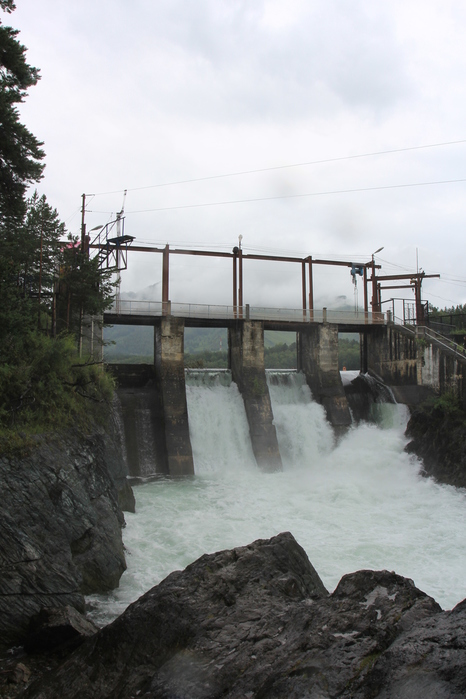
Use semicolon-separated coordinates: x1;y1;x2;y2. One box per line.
88;370;466;625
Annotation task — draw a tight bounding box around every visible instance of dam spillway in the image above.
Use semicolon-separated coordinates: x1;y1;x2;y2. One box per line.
89;370;466;628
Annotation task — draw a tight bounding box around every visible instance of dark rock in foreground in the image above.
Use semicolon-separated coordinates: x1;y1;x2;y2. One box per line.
24;605;99;654
0;431;127;648
20;532;466;698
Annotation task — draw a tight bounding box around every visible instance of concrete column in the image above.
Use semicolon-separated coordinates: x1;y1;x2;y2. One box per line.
229;321;282;472
298;324;352;432
154;317;194;476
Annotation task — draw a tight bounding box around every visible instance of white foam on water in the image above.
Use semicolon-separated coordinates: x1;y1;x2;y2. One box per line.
87;371;466;625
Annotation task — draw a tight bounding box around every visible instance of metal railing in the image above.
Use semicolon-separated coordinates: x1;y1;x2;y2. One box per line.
392;316;466;361
107;299;386;325
420;326;466;361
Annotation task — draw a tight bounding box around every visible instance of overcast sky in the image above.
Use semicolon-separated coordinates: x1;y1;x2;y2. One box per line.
10;0;466;313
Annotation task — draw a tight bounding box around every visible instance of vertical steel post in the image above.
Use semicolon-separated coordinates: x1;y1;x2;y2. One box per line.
238;247;243;319
308;257;314;321
162;244;170;315
233;252;237;318
363;266;368;323
414;277;424;325
371;258;378;315
302;260;306;319
81;193;86;251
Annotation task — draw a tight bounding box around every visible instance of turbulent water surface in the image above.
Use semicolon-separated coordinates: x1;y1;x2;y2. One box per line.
88;370;466;624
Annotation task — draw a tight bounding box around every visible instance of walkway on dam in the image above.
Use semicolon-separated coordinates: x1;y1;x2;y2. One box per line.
104;300;386;333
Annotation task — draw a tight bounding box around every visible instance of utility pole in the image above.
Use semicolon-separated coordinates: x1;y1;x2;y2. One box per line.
81;193;86;252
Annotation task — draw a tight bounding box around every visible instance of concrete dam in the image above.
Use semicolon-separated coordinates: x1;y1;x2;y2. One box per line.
106;312;466;478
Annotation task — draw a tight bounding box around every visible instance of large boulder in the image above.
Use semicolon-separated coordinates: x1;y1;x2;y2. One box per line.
20;532;466;698
0;431;127;648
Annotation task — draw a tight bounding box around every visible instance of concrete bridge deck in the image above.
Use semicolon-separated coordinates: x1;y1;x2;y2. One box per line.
104;300;386;333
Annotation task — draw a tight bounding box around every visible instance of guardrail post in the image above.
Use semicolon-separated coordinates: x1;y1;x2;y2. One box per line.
246;303;250;319
323;307;327;324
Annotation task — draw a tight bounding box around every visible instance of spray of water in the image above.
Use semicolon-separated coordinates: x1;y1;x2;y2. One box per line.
88;371;466;625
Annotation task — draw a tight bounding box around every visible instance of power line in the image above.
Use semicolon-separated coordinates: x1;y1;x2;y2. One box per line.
111;177;466;214
87;139;466;197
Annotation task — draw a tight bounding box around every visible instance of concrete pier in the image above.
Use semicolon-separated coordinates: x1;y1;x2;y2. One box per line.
298;324;352;431
154;317;194;476
229;321;283;472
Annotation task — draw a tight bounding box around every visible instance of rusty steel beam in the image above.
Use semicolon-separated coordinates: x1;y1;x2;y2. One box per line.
89;241;382;271
375;273;440;282
380;284;418;290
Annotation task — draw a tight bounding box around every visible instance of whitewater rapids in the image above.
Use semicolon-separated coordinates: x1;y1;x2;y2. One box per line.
88;370;466;624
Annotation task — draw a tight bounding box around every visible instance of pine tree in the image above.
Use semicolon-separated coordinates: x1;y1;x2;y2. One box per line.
0;1;45;222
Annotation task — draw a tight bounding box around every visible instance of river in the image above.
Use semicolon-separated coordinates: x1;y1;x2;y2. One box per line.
88;370;466;624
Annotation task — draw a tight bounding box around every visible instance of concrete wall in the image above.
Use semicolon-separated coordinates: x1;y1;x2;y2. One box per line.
298;324;352;431
366;325;466;407
229;321;282;472
418;338;465;404
366;326;418;386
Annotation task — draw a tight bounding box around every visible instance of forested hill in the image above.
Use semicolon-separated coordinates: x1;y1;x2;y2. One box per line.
103;326;360;369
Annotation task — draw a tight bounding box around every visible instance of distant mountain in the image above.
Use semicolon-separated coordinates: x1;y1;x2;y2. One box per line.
104;326;296;361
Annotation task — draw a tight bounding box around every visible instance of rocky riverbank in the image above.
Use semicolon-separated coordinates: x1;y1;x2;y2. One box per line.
405;401;466;489
0;427;130;651
13;531;466;698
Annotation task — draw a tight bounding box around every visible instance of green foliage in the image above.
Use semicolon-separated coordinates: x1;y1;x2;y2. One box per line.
0;331;114;436
265;342;297;369
0;6;117;452
0;5;45;221
429;303;466;317
185;350;227;369
338;338;360;370
431;391;463;417
0;2;16;13
0;191;65;339
184;327;227;353
57;238;116;337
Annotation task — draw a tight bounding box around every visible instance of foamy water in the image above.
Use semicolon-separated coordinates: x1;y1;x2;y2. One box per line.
88;371;466;624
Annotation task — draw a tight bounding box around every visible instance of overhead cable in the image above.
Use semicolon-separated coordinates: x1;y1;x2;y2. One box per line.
86;139;466;197
115;177;466;214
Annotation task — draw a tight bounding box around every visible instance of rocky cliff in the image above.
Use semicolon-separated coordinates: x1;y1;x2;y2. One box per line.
405;402;466;489
0;429;128;649
19;532;466;698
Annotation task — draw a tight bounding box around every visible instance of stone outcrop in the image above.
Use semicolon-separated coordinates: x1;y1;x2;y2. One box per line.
24;605;99;654
0;430;127;649
405;403;466;488
20;532;466;698
104;399;137;510
343;372;396;423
